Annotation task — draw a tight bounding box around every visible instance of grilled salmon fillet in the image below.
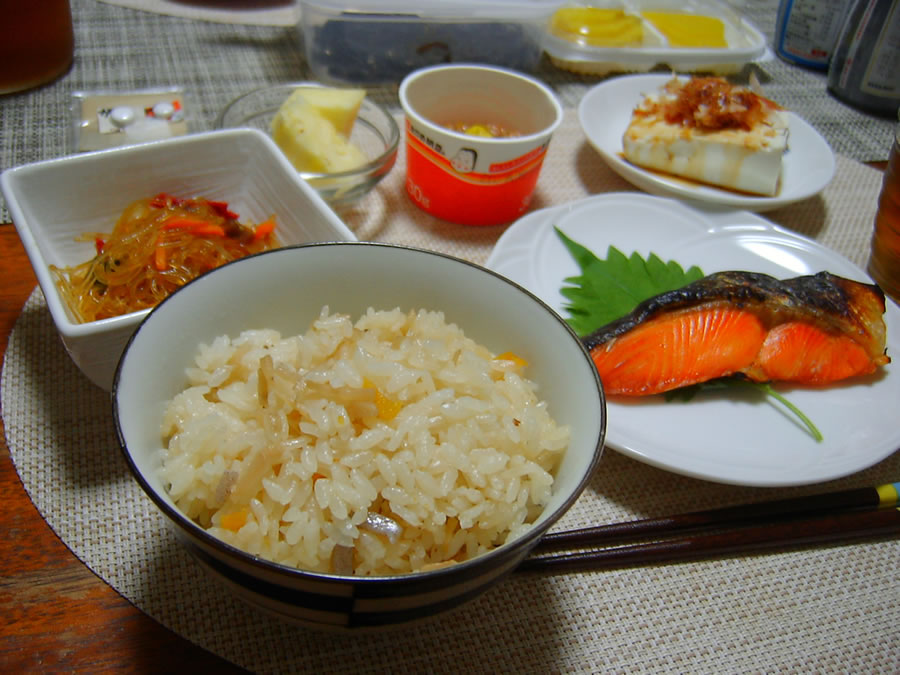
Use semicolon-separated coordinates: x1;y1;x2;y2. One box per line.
583;271;890;396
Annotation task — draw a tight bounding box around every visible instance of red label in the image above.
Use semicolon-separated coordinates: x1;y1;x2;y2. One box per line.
405;129;546;226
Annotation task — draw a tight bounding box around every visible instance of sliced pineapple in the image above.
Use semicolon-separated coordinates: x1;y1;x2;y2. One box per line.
271;86;368;173
283;87;365;136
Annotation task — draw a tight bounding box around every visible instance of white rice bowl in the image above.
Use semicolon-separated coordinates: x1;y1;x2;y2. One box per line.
161;306;570;576
114;243;605;629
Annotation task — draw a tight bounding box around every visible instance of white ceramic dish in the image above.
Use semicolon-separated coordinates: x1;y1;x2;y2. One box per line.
486;193;900;487
1;129;357;391
577;74;836;212
114;242;606;630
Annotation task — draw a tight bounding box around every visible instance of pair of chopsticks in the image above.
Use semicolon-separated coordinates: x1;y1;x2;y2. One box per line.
518;482;900;573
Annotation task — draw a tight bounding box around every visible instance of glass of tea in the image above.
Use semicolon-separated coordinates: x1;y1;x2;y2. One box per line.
868;110;900;304
0;0;74;95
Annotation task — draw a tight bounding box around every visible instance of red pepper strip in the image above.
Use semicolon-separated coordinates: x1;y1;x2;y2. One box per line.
252;218;276;241
94;238;105;255
150;192;184;209
207;200;240;220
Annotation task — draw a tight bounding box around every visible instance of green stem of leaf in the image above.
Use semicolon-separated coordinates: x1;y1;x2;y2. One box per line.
669;379;823;442
751;382;824;443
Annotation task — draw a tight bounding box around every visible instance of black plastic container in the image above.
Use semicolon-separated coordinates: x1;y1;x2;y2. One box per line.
827;0;900;117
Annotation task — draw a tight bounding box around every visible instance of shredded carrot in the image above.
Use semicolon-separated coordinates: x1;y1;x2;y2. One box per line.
362;378;404;420
220;509;248;532
495;351;529;368
252;218;276;241
153;243;167;271
374;388;404;421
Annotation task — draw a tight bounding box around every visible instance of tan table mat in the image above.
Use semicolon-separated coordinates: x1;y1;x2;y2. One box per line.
2;0;896;225
4;111;900;672
340;110;886;272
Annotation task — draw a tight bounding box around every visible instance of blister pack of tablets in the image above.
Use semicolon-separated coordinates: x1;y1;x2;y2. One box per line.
71;88;191;152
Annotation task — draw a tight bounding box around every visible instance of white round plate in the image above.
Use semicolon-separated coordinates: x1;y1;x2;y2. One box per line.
486;193;900;487
577;74;836;212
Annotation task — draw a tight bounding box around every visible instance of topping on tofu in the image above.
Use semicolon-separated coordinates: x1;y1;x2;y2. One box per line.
622;77;789;196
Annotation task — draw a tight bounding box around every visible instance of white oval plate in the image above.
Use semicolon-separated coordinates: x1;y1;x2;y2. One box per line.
578;74;836;212
486;193;900;487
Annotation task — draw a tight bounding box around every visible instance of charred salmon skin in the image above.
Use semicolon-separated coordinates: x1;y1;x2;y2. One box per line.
583;271;890;396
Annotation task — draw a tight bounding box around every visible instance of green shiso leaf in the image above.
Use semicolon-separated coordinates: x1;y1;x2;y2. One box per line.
556;227;704;335
556;227;822;442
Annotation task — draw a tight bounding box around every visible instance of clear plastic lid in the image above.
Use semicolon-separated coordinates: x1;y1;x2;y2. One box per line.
299;0;562;20
543;0;768;75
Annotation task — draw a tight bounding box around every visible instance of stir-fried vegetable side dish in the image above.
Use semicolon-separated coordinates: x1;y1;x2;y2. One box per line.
51;193;279;322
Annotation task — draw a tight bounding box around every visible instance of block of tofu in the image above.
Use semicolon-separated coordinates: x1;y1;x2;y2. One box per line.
270;87;368;173
622;77;789;196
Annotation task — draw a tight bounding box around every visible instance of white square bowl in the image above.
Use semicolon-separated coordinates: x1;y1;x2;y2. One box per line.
1;128;357;391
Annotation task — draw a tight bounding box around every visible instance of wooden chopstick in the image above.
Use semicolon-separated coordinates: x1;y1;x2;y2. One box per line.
519;482;900;574
533;482;900;552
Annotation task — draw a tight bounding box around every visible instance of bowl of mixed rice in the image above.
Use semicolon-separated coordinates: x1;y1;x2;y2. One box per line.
113;242;606;630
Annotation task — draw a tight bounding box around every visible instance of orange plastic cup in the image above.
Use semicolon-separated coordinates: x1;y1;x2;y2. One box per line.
399;64;563;226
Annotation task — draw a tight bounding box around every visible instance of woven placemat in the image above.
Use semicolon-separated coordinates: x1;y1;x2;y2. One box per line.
4;110;900;671
1;0;896;225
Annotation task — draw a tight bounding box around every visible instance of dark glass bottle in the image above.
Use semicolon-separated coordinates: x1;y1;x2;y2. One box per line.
827;0;900;117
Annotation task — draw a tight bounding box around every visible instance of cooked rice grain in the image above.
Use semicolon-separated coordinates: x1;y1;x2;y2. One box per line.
161;307;569;575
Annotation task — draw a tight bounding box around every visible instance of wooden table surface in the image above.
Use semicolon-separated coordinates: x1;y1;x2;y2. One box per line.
0;224;247;672
1;159;890;670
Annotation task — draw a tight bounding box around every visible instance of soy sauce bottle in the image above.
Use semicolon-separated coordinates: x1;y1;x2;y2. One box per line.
774;0;851;69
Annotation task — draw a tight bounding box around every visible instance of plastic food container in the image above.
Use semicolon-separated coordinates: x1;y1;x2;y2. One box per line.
297;0;560;85
543;0;768;75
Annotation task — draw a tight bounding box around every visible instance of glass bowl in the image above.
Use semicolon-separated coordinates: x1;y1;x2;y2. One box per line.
215;83;400;207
